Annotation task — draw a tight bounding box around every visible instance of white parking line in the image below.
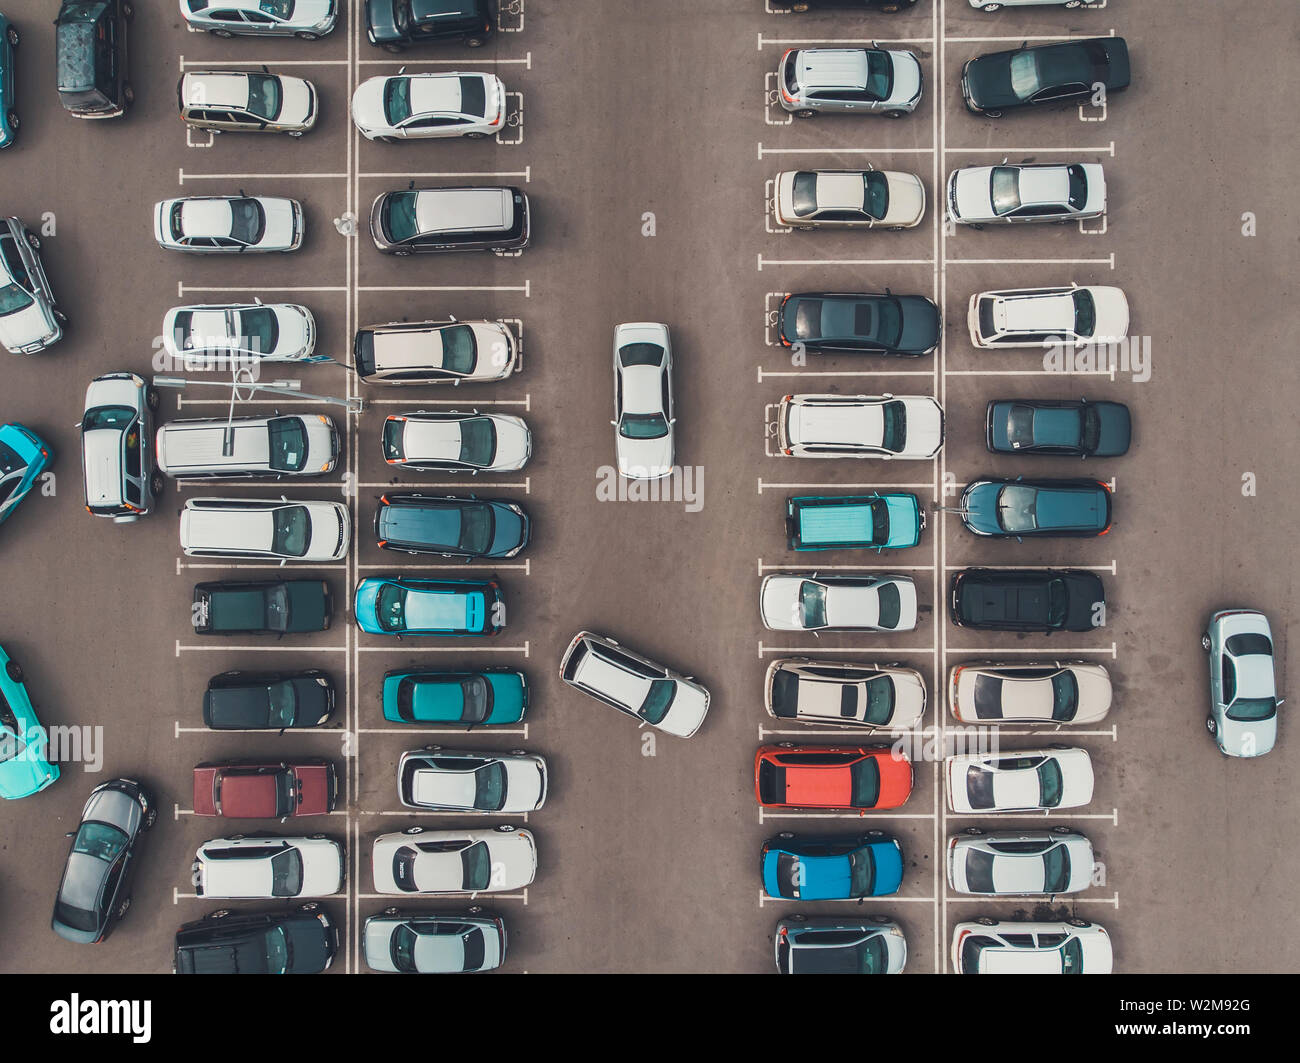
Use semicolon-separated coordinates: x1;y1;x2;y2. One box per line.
948;810;1119;824
758;367;935;380
178;283;347;294
759;562;934;573
944;726;1118;741
759;809;937;822
497;0;525;33
758;725;927;738
179;170;347;183
764;179;791;234
759;890;936;909
498;91;525;146
174;722;345;736
358;53;531;68
185;127;214;150
942;561;1116;574
356;644;531;655
759;254;933;270
763;73;793;126
366;397;530;408
354;890;529;903
948;644;1118;658
944;143;1115;156
359;168;530;182
758;34;934;48
759;143;935;158
760;643;936;657
176;640;349;655
357;726;529;737
361;810;530;819
179;55;350;70
354;480;531;492
358;282;530;295
947;255;1115;269
943;368;1117;379
946;31;1115;44
759;480;934;494
942;893;1119;907
356;561;531;573
177;559;348;573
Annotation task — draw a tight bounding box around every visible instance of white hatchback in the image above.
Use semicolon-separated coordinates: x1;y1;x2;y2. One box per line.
180;498;351;561
968;285;1130;348
192;835;343;898
773;169;926;230
351;72;506;140
382;411;532;473
952;920;1112;975
947;163;1105;226
371;826;537;895
946;747;1094;813
760;574;919;633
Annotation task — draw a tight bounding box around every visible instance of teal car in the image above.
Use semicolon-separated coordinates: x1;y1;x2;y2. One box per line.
0;15;17;149
382;670;529;726
0;645;59;798
0;423;53;527
787;494;924;552
355;577;505;637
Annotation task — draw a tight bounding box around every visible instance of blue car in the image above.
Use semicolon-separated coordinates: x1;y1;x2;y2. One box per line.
0;645;59;799
355;577;505;637
787;493;923;552
0;423;53;526
761;831;903;901
0;15;17;149
959;478;1112;539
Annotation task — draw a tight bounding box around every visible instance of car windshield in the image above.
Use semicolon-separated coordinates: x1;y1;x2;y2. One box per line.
384;78;412;125
82;405;135;431
1008;50;1044;100
1067;165;1089;209
229;198;267;245
0;282;35;316
790;172;818;217
263;584;290;629
1042;844;1071;894
375;583;407;632
267;680;297;727
861;676;895;726
869;499;891;545
850;758;881;807
1226;633;1272;657
1051;671;1079;721
382;419;405;461
260;0;294;18
391;925;419;973
619;412;669;440
238;308;279;356
856;935;889;974
441;325;478;375
864;50;892;100
74;821;128;863
847;849;875;897
800;580;827;628
382;193;420;243
876;582;902;629
245;75;283;121
1046;580;1069;628
1037;759;1064;807
274;770;296;817
996;485;1039;533
461;841;492;891
271;506;311;557
457;504;494;554
863;171;890;220
268;417;308;472
0;716;27;763
1227;697;1277;723
1080;408;1101;454
269;848;304;897
1006;406;1036;448
264;926;289;973
1059;937;1084;973
640;679;677;724
965;850;996;893
1072;289;1096;337
474;763;508;811
459;418;497;466
867;298;904;347
461;928;486;971
880;401;907;453
459;677;491;722
0;441;23;476
459;76;487;117
990;167;1022;216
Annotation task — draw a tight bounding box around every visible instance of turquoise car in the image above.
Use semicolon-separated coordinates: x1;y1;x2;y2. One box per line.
786;494;924;552
355;577;505;637
0;645;59;798
382;670;529;726
0;15;17;149
0;423;53;527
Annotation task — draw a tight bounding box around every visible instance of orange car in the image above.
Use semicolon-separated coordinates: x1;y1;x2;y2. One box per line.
755;745;913;811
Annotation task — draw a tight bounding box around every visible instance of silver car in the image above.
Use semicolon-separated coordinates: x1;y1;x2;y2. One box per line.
612;322;675;481
181;0;337;39
772;168;926;230
949;661;1112;725
154;196;304;254
778;47;923;118
179;497;351;562
351;72;507;141
1203;609;1283;758
764;658;927;730
0;217;63;354
947;828;1095;896
947;163;1106;226
363;910;506;974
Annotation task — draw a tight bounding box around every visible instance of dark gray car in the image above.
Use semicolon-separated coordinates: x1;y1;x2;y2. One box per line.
51;778;155;944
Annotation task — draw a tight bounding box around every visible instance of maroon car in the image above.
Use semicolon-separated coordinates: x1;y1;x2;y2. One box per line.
192;761;338;819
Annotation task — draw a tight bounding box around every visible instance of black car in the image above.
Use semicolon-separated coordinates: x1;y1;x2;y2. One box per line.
950;568;1106;633
365;0;494;52
986;399;1131;457
961;37;1129;116
778;292;941;356
770;0;917;10
51;778;155;944
54;0;133;119
174;905;339;974
375;493;530;560
192;580;332;636
204;670;336;730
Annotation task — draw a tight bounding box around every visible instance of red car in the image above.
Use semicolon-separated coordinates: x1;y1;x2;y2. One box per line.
192;761;338;819
755;745;913;811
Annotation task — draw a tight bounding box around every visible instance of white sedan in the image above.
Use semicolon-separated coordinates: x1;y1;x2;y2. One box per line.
162;302;315;365
967;285;1130;348
947;829;1095;896
764;658;927;730
154;196;303;254
397;748;548;813
382;411;532;473
947;163;1106;226
613;322;675;480
192;836;343;899
760;574;918;633
371;826;537;895
351;72;506;141
179;498;351;562
970;0;1088;8
181;0;337;38
773;168;926;230
946;747;1094;813
949;661;1112;724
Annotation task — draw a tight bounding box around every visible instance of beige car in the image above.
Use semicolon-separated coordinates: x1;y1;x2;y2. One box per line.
773;168;926;230
764;658;926;730
949;661;1112;725
178;71;317;136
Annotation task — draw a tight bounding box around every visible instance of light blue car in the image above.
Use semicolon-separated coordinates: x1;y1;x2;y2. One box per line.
0;423;53;526
0;644;59;798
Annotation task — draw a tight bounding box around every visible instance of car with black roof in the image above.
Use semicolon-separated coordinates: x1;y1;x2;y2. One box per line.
950;568;1106;633
192;579;332;635
175;905;339;974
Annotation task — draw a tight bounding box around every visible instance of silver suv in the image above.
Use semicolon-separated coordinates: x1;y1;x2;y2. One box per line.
778;48;923;118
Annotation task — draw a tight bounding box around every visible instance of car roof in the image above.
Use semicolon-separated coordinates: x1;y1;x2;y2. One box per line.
177;199;235;237
995;291;1074;334
1015;166;1070;207
183;73;252;110
371;325;451;371
796;49;870;90
415;188;511;235
572;644;650;710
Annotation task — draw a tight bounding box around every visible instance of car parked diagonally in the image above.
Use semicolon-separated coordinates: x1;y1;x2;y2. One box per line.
0;644;60;799
0;423;53;528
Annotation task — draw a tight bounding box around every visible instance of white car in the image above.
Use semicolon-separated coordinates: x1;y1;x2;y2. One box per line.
382;411;532;473
952;920;1112;975
775;394;944;460
355;319;518;385
351;72;506;140
947;829;1095;896
178;71;317;135
397;748;548;813
154;195;304;254
946;747;1094;813
1204;609;1282;758
181;0;338;39
192;835;343;898
773;169;926;230
559;631;711;739
371;826;537;895
764;658;926;730
950;661;1112;724
968;285;1130;348
947;163;1106;226
970;0;1087;8
162;302;316;365
0;217;63;354
179;498;351;561
612;322;675;480
760;574;918;633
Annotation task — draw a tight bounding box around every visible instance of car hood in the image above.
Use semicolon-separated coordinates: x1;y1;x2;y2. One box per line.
881;173;925;226
364;919;403;972
882;494;923;548
366;0;402;43
502;758;546;811
963;52;1019;110
350;77;389;132
1085;286;1130;343
885;51;922;106
617;431;675;481
0;299;59;353
951;167;994;221
1063;573;1106;631
1090;402;1131;457
277;77;315;128
896;296;941;355
898;398;944;459
1218;713;1277;758
760;576;804;631
488;504;528;557
0;732;59;799
659;680;710;739
490;417;532;471
285;917;334;973
261;199;300;249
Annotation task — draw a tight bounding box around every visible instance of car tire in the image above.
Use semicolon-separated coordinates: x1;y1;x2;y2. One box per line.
403;826;424;835
122;1;134;19
494;824;517;833
777;831;794;840
884;110;906;120
308;833;326;840
976;916;997;926
1201;633;1211;651
791;2;809;10
116;897;132;919
6;110;17;132
24;230;39;249
5;25;17;45
146;386;160;411
210;28;234;38
465;132;488;139
5;660;22;682
866;829;884;838
776;740;795;749
383;906;399;915
288;130;304;138
963;827;984;836
150;471;165;497
1205;717;1217;734
209;909;230;920
123;84;134;106
383;43;403;53
870;914;891;925
1051;825;1073;834
1064;0;1083;6
508;749;525;756
393;249;411;257
466;36;485;47
468;904;483;915
980;2;1002;9
299;901;319;912
1068;917;1091;927
788;912;807;922
794;109;816;119
294;31;319;40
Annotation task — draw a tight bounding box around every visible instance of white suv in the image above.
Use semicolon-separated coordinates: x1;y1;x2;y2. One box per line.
179;497;350;561
952;920;1112;974
192;835;343;898
775;394;944;460
968;285;1129;348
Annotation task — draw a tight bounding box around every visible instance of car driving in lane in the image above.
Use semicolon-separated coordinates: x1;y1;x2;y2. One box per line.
760;573;918;633
775;916;907;975
985;399;1131;458
957;478;1113;538
775;394;944;460
950;569;1105;634
777;292;940;356
947;163;1105;226
372;826;536;895
351;71;505;140
612;322;675;480
952;919;1112;975
374;493;530;559
961;37;1129;116
0;423;52;528
398;748;547;813
178;70;317;135
947;828;1095;896
0;645;59;799
968;285;1130;348
364;910;506;974
761;832;904;901
756;745;914;811
175;906;339;974
154;195;304;253
946;747;1094;813
382;411;532;473
354;576;505;637
203;670;336;729
764;658;927;731
1203;609;1282;758
382;669;528;726
772;168;925;230
949;661;1112;725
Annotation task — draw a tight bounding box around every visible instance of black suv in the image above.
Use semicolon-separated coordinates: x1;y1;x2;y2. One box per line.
54;0;132;118
950;568;1106;633
192;580;332;636
203;670;336;729
175;906;339;974
771;1;917;10
365;0;494;52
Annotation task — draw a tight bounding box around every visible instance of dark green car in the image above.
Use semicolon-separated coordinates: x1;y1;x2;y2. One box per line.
192;580;331;635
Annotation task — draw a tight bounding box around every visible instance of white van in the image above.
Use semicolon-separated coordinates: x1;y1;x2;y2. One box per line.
156;414;338;478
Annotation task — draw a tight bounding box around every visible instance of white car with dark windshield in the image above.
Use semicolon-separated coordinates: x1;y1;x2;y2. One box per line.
947;163;1105;226
397;748;547;814
773;168;926;230
382;411;532;474
760;574;919;633
179;497;351;562
371;826;537;895
351;71;505;140
946;747;1094;813
947;828;1095;896
162;302;316;365
612;322;675;480
775;394;944;460
181;0;338;39
154;195;303;254
764;658;927;730
968;285;1129;348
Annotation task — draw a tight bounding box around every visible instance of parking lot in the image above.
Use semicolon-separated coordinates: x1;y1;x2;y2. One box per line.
1;0;1298;974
